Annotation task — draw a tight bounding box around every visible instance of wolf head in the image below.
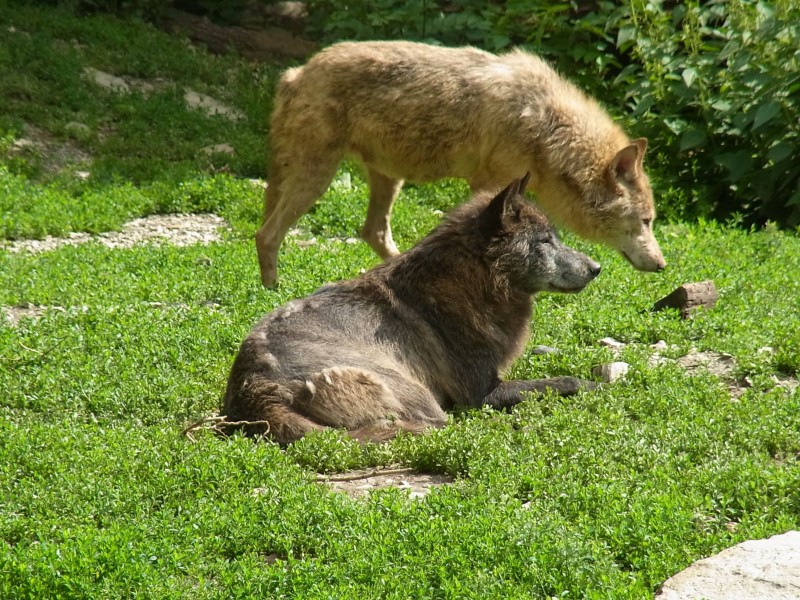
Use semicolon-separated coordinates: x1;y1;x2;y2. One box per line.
535;137;666;273
482;175;601;295
599;138;666;272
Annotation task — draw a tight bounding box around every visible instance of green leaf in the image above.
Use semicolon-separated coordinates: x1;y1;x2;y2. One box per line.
682;67;697;88
712;99;732;112
768;141;794;164
753;100;782;130
680;128;708;151
616;25;636;49
715;151;753;182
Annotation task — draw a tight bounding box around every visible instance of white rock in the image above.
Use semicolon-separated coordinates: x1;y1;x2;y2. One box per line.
657;531;800;599
599;337;625;349
184;89;244;121
651;340;668;350
591;361;630;383
83;67;130;94
531;345;559;355
200;143;235;156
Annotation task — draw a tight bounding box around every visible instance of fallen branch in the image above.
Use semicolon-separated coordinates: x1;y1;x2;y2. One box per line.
316;467;416;482
181;413;271;441
1;336;71;368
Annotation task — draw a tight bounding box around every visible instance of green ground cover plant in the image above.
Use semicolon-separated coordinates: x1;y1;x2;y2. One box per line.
1;4;799;598
306;0;800;228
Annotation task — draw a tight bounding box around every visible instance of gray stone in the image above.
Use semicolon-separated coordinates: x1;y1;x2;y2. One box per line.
599;337;625;349
184;89;244;121
592;361;630;383
200;143;235;156
531;345;559;355
657;531;800;599
83;67;130;94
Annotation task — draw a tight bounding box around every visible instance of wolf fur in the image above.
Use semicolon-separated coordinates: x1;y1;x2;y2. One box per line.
256;40;666;287
225;177;600;444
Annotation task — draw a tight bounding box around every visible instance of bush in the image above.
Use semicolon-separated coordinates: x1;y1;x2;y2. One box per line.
618;0;800;227
305;0;800;229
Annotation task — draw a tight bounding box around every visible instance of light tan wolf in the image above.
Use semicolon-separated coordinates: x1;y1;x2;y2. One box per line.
256;40;666;287
224;176;600;444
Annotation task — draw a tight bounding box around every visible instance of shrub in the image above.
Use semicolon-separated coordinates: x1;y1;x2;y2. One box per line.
305;0;800;228
617;0;800;227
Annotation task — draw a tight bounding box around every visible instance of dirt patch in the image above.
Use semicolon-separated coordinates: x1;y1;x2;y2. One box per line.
671;348;797;398
2;213;229;254
676;350;737;379
2;304;73;327
316;467;454;500
7;124;92;176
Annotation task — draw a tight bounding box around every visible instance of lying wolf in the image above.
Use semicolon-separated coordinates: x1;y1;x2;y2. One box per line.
224;176;600;444
256;40;665;287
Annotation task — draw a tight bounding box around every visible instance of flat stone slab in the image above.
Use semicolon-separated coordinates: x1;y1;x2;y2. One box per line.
316;467;453;500
657;531;800;599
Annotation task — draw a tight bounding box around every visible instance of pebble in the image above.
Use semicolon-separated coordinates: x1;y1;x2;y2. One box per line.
592;361;630;383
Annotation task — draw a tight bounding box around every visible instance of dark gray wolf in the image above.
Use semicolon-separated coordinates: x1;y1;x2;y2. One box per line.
225;177;600;444
256;40;665;287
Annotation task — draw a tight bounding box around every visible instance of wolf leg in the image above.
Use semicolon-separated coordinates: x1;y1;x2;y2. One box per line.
221;378;328;445
361;168;403;259
256;150;343;287
482;377;598;409
297;367;447;437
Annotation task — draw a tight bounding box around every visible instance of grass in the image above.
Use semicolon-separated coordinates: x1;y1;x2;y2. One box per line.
1;4;799;598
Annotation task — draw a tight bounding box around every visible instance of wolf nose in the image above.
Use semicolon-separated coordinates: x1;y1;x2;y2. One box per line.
589;263;602;278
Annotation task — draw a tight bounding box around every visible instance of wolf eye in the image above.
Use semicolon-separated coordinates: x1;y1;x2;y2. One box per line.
642;218;652;227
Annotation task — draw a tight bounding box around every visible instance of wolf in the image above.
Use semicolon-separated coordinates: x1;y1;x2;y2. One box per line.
256;40;666;287
224;176;600;444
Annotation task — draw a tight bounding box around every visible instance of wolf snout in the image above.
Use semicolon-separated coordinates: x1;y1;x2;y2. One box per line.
588;259;602;279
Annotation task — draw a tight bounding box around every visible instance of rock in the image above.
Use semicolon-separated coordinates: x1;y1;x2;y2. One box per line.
331;171;351;189
599;337;625;349
200;143;235;156
318;468;454;500
592;361;630;383
651;340;668;351
83;67;130;94
184;89;244;121
653;280;718;319
657;531;800;599
531;345;559;355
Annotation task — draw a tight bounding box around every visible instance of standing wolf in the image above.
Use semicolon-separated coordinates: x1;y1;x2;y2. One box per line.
256;40;665;287
224;176;600;444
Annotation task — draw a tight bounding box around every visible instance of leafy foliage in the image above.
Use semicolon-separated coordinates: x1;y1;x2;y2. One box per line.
1;5;799;598
618;0;800;227
306;0;800;228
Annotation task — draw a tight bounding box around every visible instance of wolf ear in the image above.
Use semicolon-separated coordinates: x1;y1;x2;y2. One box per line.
610;138;647;183
481;175;527;237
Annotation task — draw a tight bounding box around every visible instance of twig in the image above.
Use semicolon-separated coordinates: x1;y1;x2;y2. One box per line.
1;337;70;368
181;413;271;442
316;467;416;482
